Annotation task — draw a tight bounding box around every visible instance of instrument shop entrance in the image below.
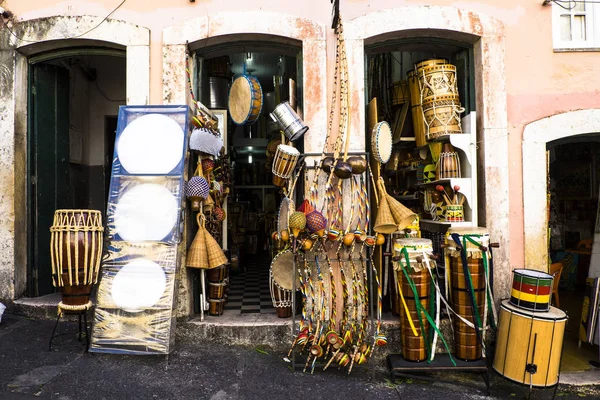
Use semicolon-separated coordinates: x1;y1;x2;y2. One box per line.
27;52;126;298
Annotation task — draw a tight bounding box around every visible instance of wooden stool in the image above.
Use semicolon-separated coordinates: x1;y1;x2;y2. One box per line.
49;301;93;351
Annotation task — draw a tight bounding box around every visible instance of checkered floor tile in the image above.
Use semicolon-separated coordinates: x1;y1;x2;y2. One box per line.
223;253;276;314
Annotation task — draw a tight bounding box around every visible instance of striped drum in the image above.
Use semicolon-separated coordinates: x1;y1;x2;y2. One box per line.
510;269;553;312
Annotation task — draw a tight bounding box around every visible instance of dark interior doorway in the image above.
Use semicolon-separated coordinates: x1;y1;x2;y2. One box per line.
27;53;125;297
548;136;600;372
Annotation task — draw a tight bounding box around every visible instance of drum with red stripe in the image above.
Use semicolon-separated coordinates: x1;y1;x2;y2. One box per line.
510;269;553;312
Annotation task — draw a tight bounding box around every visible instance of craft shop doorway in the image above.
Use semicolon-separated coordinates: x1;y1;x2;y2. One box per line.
192;40;304;317
27;51;125;297
364;37;477;318
547;135;600;373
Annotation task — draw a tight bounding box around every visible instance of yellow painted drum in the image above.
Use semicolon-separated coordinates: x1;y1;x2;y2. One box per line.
493;300;567;387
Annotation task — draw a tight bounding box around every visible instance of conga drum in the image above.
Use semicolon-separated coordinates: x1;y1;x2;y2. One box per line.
50;210;104;306
269;250;300;318
493;300;567;387
228;74;263;125
445;227;490;361
271;144;300;187
394;238;436;362
510;269;553;312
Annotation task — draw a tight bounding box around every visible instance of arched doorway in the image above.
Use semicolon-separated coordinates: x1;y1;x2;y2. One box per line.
523;109;600;374
345;6;510;300
162;12;326;318
0;16;149;300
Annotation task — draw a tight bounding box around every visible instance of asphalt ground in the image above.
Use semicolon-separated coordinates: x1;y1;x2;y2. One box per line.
1;314;599;400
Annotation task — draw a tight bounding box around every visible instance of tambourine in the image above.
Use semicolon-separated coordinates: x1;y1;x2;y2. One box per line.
371;121;392;164
271;250;301;292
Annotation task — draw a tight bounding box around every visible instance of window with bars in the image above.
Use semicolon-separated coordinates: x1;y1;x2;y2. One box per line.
552;1;600;50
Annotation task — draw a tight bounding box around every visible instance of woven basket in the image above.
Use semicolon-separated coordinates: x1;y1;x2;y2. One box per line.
186;228;208;269
387;195;417;231
374;195;396;234
205;227;228;269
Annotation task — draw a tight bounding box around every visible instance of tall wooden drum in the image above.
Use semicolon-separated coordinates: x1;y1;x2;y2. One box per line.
407;70;426;148
493;300;567;387
394;238;436;362
50;210;104;306
445;227;490;361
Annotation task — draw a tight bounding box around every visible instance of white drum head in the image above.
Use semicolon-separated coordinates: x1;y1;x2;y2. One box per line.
111;259;167;313
372;121;393;164
114;183;179;242
117;114;184;174
276;144;300;156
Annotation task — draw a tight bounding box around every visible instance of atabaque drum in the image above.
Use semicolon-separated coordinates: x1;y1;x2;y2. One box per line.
445;227;490;361
493;300;567;387
422;94;464;141
50;210;104;305
394;238;436;362
271;144;300;187
417;63;459;104
228;74;263;125
510;269;553;312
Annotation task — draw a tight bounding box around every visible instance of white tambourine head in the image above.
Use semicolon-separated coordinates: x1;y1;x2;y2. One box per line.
111;259;167;313
374;121;393;164
114;183;179;242
117;114;184;174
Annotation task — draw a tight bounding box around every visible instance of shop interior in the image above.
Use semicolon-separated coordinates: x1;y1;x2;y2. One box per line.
548;137;600;372
28;53;125;297
364;38;475;315
193;43;303;316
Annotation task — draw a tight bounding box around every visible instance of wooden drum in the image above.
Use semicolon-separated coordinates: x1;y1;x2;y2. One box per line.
391;80;410;106
445;227;490;361
417;63;459;104
493;300;567;387
271;144;300;187
394;238;436;362
407;70;426;148
422;94;464;140
228;74;263;125
50;209;104;306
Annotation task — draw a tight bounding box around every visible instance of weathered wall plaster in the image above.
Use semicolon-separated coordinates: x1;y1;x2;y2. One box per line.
0;15;149;301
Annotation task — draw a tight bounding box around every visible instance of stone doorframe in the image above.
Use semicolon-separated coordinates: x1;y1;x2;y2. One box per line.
162;12;327;154
0;16;150;301
162;11;327;316
344;6;511;300
523;109;600;270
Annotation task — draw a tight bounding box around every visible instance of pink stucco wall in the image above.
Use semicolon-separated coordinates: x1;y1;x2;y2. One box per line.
5;0;600;270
